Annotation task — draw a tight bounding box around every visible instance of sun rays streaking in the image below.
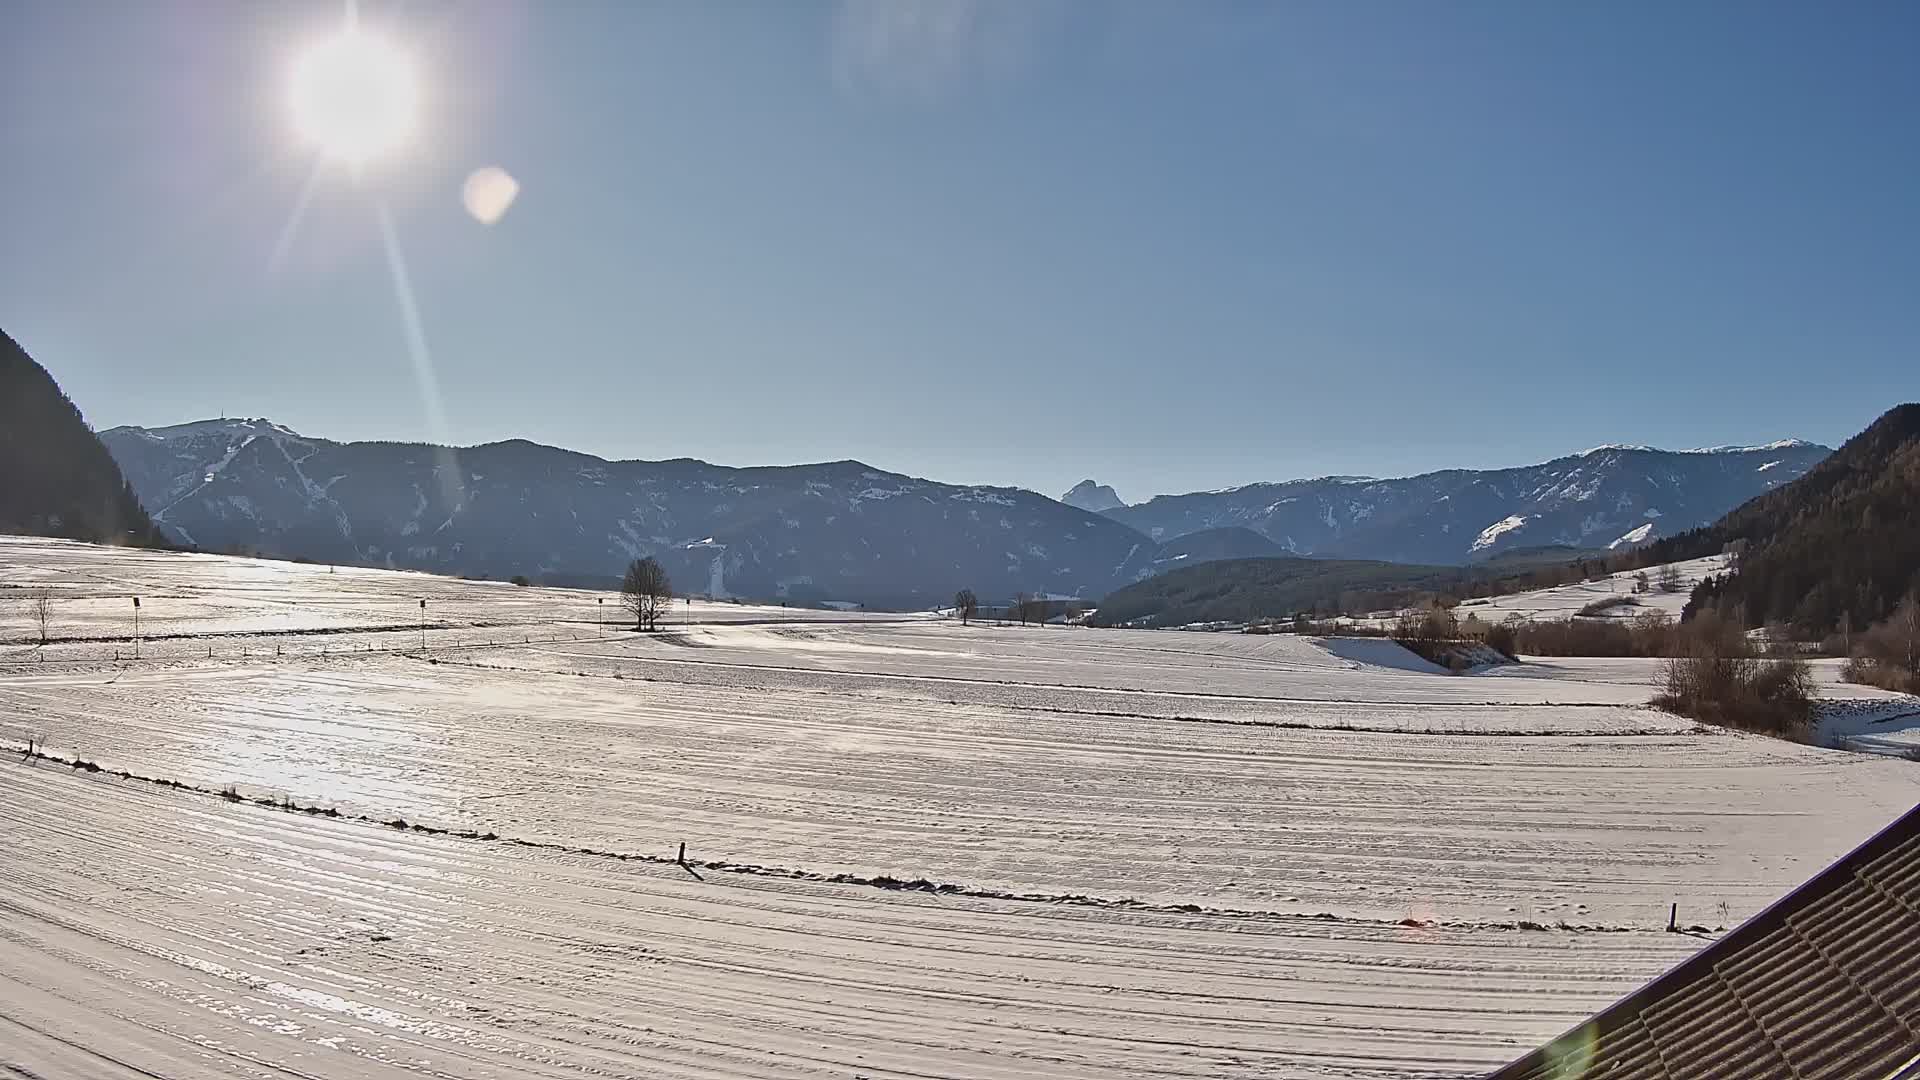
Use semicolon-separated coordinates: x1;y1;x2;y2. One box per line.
374;197;465;510
266;157;326;275
270;0;464;511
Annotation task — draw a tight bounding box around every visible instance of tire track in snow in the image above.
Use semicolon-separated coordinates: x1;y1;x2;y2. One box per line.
5;747;1683;937
4;653;1898;929
0;762;1702;1080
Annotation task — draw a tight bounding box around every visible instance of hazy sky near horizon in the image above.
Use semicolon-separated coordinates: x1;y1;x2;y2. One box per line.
3;1;1915;502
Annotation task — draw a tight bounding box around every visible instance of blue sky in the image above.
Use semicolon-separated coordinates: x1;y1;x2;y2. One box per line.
3;1;1915;502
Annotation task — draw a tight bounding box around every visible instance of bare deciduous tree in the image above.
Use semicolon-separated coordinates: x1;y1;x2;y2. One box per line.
621;557;672;631
1014;594;1055;627
31;589;50;645
1862;593;1920;675
953;589;977;625
1655;562;1684;593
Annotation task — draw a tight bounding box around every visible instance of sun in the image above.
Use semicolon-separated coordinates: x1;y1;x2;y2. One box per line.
289;30;418;164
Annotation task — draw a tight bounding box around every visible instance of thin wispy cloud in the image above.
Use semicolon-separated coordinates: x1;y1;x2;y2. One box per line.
830;0;1067;101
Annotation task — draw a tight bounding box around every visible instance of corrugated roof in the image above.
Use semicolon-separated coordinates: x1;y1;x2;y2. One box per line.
1489;801;1920;1080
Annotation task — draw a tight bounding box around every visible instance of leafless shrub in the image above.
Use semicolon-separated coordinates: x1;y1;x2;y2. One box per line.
1508;610;1676;657
1837;595;1920;693
1394;605;1457;643
1859;594;1920;673
1842;655;1920;694
1652;613;1815;739
1577;595;1638;617
1655;562;1684;593
1482;619;1519;661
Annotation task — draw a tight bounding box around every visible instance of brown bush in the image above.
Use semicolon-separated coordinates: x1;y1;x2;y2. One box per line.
1576;595;1638;617
1652;614;1816;739
1842;655;1920;694
1394;606;1458;643
1835;595;1920;693
1482;620;1519;661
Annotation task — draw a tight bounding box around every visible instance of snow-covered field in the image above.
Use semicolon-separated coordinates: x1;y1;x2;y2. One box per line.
1454;554;1731;624
0;537;919;662
3;536;1917;1078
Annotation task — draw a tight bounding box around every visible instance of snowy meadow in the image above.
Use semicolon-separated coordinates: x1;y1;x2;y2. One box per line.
2;536;1916;1078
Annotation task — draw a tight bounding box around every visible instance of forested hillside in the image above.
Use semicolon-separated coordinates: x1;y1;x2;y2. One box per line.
1089;557;1462;628
0;329;164;546
1644;404;1920;635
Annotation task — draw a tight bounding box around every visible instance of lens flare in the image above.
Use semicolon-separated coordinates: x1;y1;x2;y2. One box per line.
462;167;520;225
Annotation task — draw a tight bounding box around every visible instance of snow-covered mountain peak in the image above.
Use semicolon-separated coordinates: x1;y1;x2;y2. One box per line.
1581;438;1816;457
1578;443;1659;456
1683;438;1816;454
115;417;307;443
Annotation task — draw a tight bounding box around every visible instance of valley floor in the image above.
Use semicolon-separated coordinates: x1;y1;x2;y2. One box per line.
2;537;1917;1078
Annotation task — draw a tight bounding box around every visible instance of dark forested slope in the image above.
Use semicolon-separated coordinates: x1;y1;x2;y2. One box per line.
0;329;164;546
1643;404;1920;634
1089;556;1462;628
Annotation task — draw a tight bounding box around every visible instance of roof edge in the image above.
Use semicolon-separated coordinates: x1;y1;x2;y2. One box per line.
1487;799;1920;1078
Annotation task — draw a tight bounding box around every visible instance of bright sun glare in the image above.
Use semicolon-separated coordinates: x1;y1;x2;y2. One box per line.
289;30;418;163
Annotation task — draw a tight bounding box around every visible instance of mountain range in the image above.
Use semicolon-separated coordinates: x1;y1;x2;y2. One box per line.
1101;404;1916;632
1085;440;1828;565
98;417;1829;607
101;419;1166;607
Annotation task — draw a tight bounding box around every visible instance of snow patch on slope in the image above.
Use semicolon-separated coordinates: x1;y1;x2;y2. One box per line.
1608;522;1656;549
1469;514;1530;553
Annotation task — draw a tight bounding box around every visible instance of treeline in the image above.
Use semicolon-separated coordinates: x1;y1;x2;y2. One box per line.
1089;557;1466;628
1394;604;1819;739
0;329;167;547
1505;611;1680;657
1095;547;1712;630
1360;605;1669;661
